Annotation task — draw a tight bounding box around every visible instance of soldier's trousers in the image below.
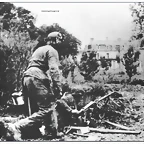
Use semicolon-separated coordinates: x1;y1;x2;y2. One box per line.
13;106;59;138
21;76;59;136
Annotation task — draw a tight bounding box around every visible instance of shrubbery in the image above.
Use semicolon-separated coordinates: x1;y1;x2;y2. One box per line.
78;51;100;80
122;45;140;82
68;82;112;109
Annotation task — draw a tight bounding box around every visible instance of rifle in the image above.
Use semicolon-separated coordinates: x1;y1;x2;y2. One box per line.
78;91;120;115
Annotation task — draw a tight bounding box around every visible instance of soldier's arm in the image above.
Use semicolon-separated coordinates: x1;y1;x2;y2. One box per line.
56;99;72;113
47;49;62;95
56;99;80;115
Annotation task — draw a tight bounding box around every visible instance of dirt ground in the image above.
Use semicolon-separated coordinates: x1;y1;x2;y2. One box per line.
0;84;144;141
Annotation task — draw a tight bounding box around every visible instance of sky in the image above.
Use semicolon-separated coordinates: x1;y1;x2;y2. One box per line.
13;2;134;48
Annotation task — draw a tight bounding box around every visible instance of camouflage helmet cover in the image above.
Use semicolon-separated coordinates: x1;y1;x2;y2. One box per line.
47;31;64;42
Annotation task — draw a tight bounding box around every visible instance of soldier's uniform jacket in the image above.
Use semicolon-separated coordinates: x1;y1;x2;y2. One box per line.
56;93;77;114
56;93;78;127
61;93;77;110
23;45;62;93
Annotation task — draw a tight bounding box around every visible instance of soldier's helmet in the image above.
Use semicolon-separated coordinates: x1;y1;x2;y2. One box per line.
47;31;64;44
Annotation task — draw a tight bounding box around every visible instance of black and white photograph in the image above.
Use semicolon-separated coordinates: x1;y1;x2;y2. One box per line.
0;1;144;142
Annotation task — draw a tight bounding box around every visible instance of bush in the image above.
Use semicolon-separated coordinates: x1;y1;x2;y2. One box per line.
93;73;129;84
69;82;112;109
131;75;144;85
60;55;76;80
122;45;140;81
79;51;100;80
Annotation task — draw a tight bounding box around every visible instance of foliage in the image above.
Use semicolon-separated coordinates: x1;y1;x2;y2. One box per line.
0;30;36;106
70;82;112;109
60;55;76;81
121;45;140;81
78;51;100;80
130;3;144;42
0;2;37;105
0;3;81;57
0;2;36;33
100;56;111;71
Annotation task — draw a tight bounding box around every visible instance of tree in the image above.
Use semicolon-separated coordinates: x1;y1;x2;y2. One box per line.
122;45;140;82
0;2;37;106
60;55;76;82
0;2;37;90
0;2;36;33
38;23;81;57
100;56;111;71
78;51;100;80
130;3;144;41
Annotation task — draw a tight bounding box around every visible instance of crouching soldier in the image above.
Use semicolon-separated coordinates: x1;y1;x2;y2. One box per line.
56;92;80;131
